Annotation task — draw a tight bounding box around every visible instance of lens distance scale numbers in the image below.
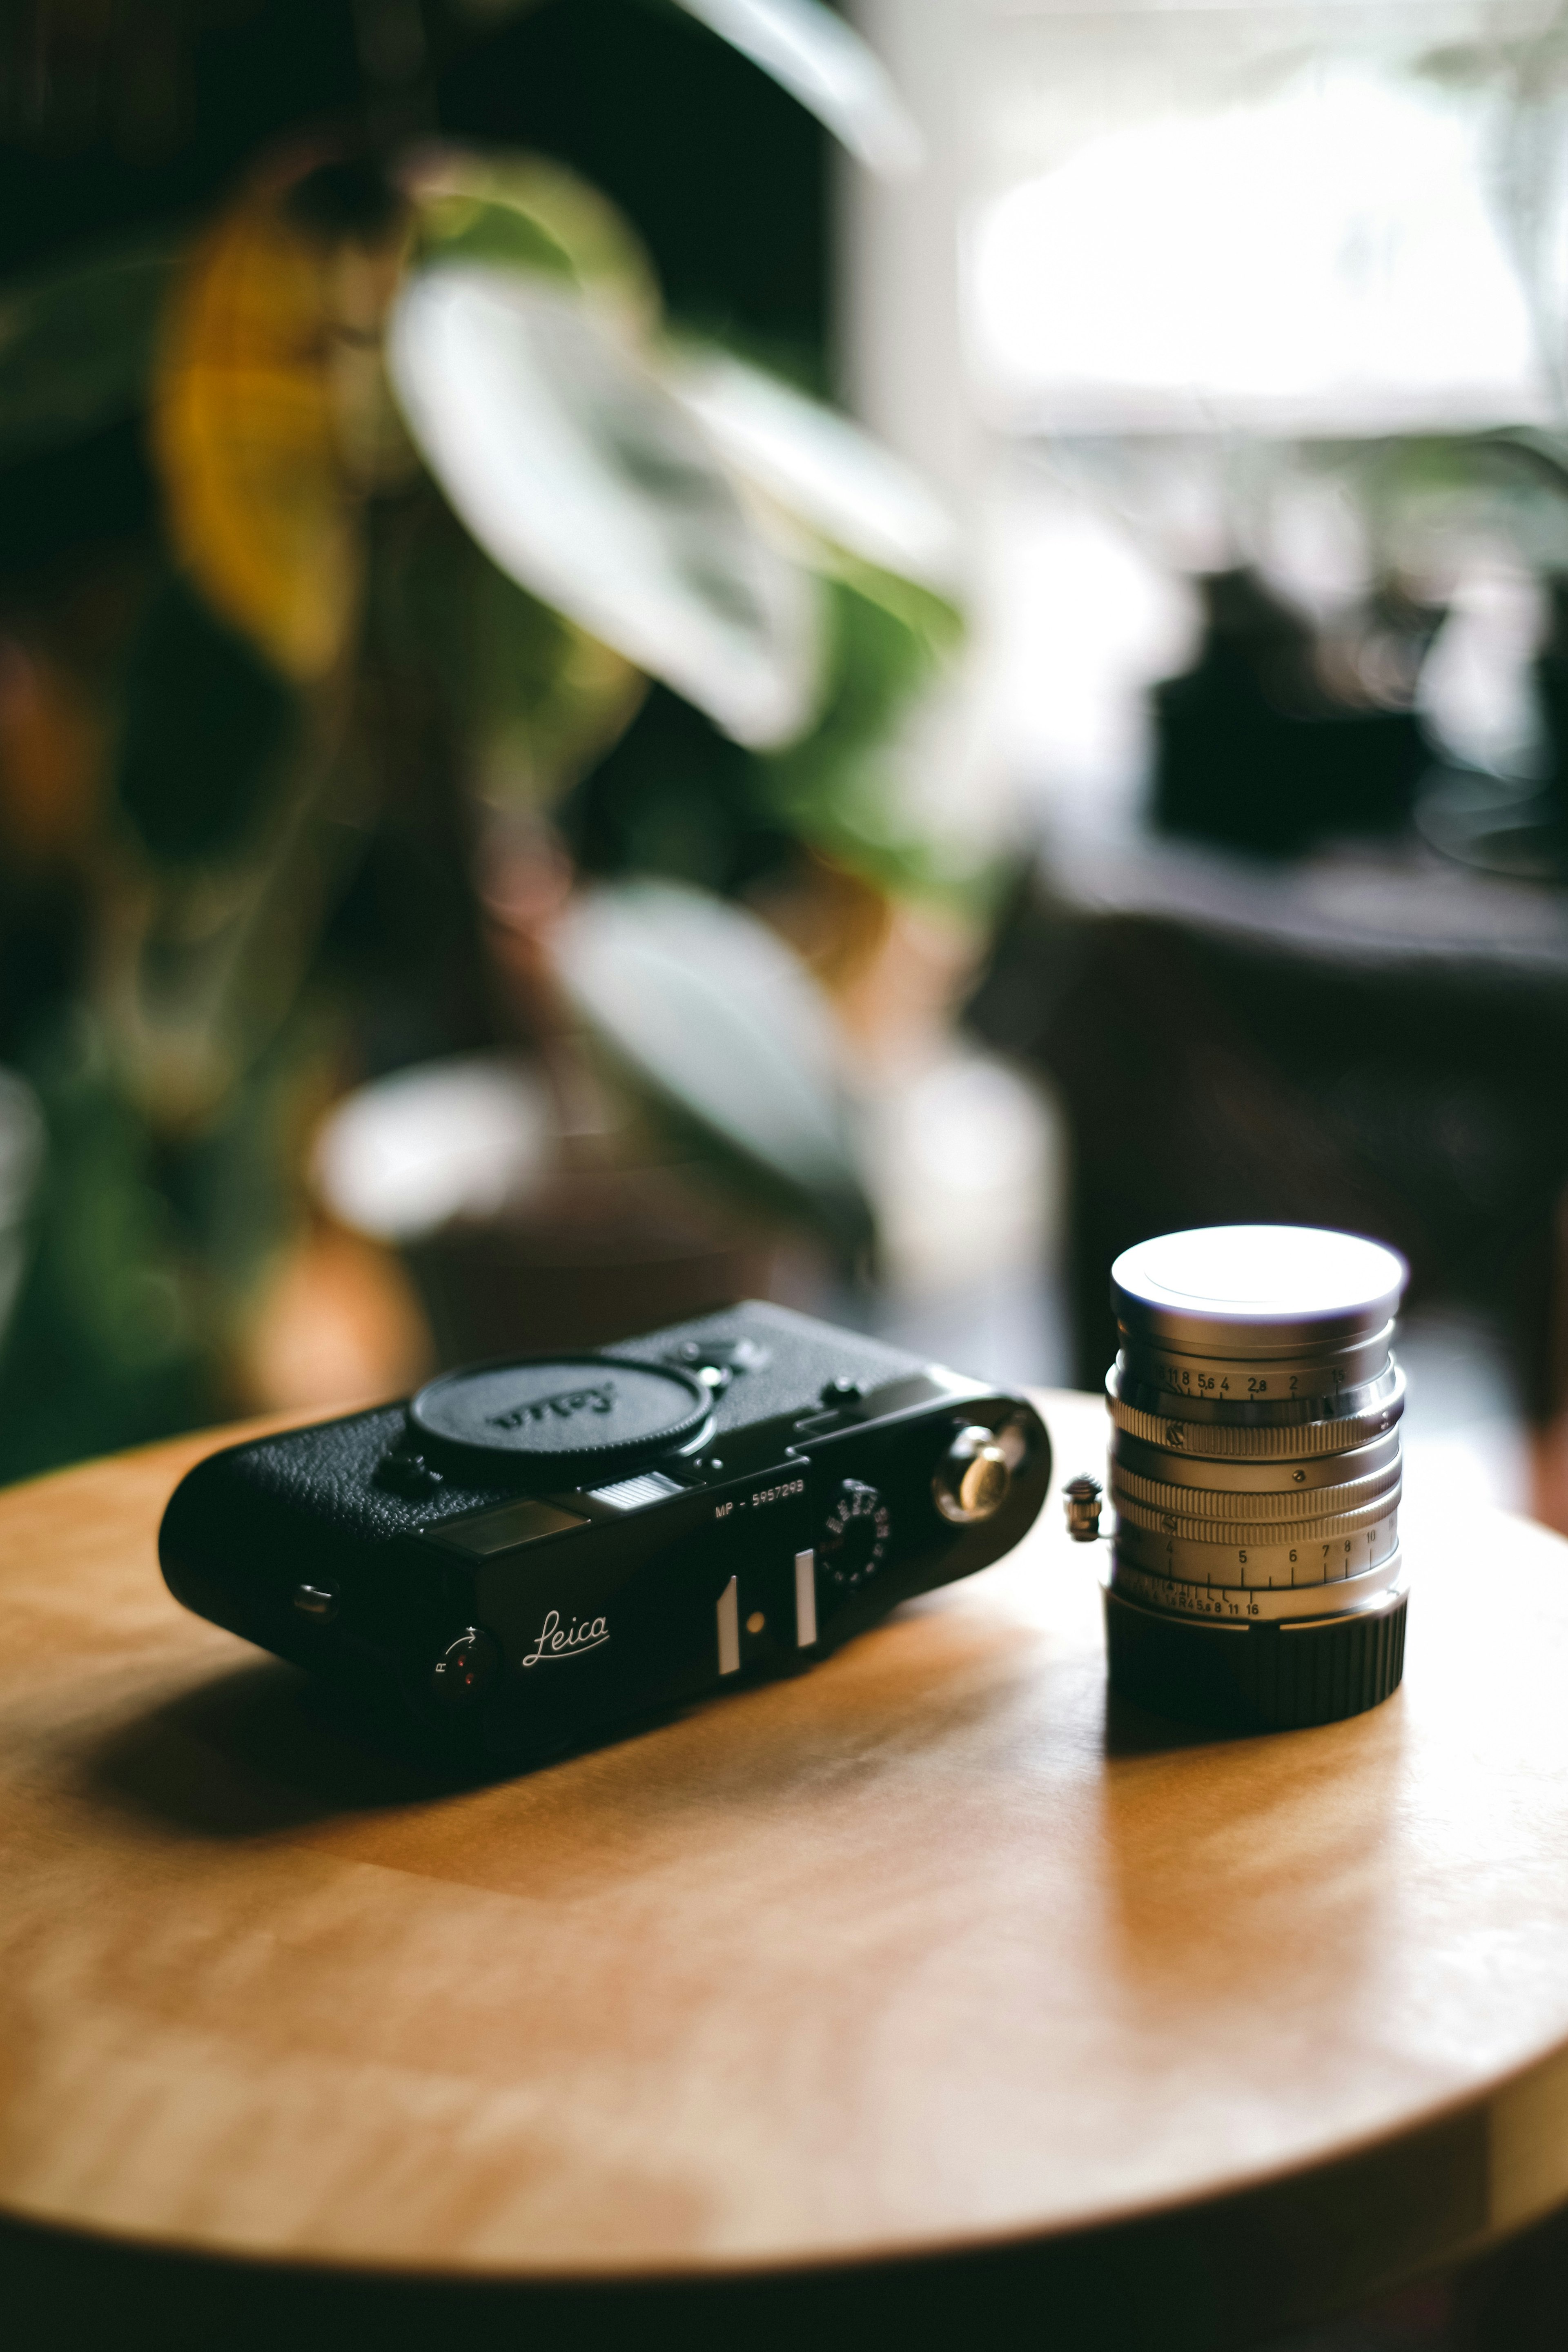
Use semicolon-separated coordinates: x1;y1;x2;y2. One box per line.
1113;1545;1405;1625
1113;1505;1401;1590
1102;1225;1410;1732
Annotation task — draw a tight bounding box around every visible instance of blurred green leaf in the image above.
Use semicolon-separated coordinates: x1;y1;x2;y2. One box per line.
553;876;872;1254
0;1002;345;1481
408;148;660;325
0;1015;207;1481
559;679;782;893
758;568;978;906
107;573;363;1132
0;228;185;468
115;571;301;866
389;266;821;746
466;557;646;804
391;492;646;806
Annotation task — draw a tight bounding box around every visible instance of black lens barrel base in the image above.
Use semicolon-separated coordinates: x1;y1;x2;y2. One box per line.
1104;1586;1407;1733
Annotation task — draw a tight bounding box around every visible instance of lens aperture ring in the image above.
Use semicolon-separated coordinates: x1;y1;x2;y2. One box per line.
1118;1321;1393;1405
1107;1364;1405;1450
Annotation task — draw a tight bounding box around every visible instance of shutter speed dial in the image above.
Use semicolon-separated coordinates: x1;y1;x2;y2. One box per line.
819;1479;891;1590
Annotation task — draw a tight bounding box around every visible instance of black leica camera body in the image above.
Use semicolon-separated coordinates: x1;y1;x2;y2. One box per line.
160;1303;1051;1766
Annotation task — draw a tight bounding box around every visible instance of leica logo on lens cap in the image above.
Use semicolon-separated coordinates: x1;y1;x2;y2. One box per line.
409;1356;711;1480
487;1381;615;1432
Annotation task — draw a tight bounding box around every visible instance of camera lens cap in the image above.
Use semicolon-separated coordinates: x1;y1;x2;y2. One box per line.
1112;1225;1407;1356
408;1356;711;1483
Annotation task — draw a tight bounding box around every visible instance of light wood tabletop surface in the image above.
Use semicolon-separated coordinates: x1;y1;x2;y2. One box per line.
4;1387;1568;2347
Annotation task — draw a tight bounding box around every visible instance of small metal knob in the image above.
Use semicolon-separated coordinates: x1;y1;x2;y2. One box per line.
934;1425;1012;1525
1064;1476;1103;1542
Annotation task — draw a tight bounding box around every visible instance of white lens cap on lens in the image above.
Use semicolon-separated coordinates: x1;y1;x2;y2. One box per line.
409;1356;712;1481
1112;1225;1408;1356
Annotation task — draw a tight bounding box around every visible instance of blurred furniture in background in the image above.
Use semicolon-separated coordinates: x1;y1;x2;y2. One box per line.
9;1390;1568;2350
847;3;1568;1519
970;819;1568;1451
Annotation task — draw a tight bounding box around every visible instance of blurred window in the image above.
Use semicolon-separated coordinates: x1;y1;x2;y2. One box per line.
844;0;1568;820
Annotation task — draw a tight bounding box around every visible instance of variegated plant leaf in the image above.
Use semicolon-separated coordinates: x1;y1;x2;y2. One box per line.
668;344;960;592
389;266;820;747
553;875;871;1248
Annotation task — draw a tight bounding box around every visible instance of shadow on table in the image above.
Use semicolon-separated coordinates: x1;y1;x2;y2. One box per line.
86;1657;490;1835
1102;1687;1243;1757
83;1599;1042;1846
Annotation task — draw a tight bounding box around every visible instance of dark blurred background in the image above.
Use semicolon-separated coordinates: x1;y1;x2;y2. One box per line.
5;0;1568;1576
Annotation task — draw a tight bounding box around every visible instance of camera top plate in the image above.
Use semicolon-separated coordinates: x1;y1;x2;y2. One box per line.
408;1356;711;1483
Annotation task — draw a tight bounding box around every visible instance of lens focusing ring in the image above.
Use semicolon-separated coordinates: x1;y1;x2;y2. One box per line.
1102;1225;1410;1730
1113;1506;1401;1584
1113;1482;1399;1548
1111;1461;1401;1526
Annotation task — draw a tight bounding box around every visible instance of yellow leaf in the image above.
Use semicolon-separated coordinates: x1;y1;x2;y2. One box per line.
151;172;406;682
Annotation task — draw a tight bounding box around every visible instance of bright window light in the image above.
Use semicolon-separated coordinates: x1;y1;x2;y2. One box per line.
967;67;1549;435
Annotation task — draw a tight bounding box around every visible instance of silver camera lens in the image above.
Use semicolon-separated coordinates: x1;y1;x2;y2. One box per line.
1102;1224;1409;1731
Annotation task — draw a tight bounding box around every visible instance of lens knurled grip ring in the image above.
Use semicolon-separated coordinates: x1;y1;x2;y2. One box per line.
1104;1584;1408;1731
1110;1459;1401;1523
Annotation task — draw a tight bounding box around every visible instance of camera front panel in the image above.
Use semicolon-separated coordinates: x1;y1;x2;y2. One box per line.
407;1390;1050;1762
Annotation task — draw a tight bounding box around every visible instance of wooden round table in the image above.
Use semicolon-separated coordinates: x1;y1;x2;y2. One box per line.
4;1389;1568;2350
